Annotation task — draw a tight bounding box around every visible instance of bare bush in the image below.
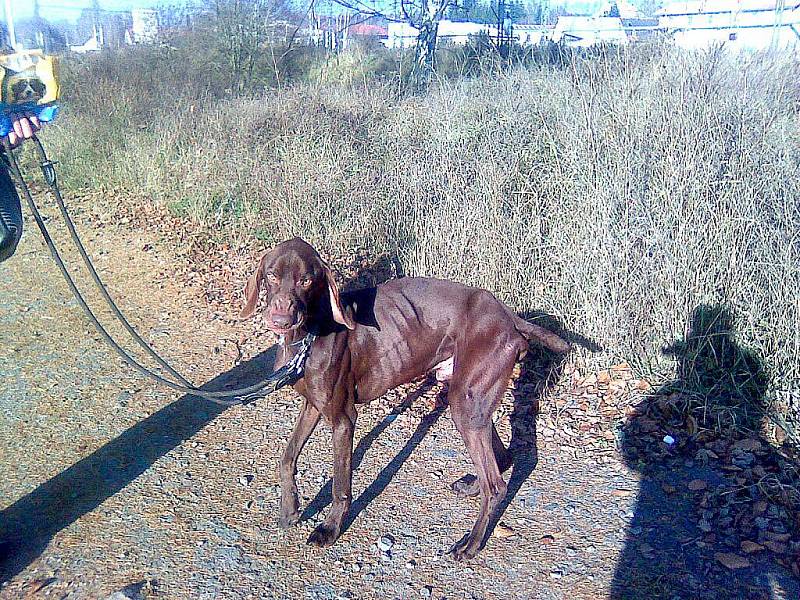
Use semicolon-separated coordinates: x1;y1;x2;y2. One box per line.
44;42;800;436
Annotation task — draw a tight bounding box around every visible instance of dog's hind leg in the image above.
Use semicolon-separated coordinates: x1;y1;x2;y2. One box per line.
447;338;520;560
450;422;511;498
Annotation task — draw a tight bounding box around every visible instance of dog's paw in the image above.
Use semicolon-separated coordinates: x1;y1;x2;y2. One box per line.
449;534;479;562
277;509;300;529
307;523;340;547
450;474;480;498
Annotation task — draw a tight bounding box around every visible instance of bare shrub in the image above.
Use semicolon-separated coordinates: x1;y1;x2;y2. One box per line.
44;42;800;436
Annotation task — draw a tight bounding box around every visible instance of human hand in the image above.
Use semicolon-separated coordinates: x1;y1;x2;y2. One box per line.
7;113;41;147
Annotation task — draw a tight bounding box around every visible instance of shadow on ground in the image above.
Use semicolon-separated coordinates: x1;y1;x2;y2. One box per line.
0;345;278;583
612;305;800;599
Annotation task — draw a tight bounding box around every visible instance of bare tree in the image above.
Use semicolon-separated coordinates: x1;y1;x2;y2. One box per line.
332;0;463;86
207;0;291;90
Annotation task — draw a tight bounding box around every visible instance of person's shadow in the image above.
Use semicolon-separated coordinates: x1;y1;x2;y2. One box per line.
612;305;800;599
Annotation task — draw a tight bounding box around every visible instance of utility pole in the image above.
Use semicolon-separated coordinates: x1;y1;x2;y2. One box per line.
3;0;16;49
92;0;104;46
34;0;45;49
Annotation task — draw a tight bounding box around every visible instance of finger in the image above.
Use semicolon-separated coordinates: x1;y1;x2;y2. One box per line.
30;115;41;130
12;118;23;139
7;131;18;147
20;118;33;139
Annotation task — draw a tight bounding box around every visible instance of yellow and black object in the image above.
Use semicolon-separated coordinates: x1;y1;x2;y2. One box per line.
0;50;60;137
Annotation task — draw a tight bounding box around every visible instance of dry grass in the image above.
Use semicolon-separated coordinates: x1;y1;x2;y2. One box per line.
41;42;800;434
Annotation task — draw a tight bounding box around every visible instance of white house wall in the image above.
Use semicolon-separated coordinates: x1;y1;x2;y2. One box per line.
659;1;800;50
385;20;498;48
552;16;629;46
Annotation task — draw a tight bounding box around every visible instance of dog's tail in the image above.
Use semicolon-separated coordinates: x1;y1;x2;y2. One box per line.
512;314;572;354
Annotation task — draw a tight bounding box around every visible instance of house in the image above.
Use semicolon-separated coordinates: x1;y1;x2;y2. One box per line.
385;20;497;49
130;9;159;44
551;16;629;46
658;1;800;50
514;24;549;45
69;35;101;54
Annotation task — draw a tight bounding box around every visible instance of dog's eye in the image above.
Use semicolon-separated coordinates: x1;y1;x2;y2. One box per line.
298;276;313;288
266;271;279;285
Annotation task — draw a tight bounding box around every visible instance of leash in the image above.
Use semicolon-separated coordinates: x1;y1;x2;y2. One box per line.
3;135;315;406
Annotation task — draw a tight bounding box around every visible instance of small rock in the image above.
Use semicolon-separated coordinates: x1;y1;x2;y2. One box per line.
103;581;151;600
238;474;254;487
377;535;394;552
661;483;677;494
663;435;676;445
420;586;433;597
549;570;563;579
687;479;707;491
405;560;416;569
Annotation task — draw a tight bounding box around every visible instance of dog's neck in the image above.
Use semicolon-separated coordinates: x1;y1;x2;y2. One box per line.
278;301;343;359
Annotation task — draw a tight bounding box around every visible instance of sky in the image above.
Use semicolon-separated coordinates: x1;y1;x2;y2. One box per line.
8;0;611;24
10;0;166;23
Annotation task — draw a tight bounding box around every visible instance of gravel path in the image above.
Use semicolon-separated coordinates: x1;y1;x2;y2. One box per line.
1;193;798;599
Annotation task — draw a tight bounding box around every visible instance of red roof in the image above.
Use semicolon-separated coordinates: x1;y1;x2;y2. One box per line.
348;23;388;37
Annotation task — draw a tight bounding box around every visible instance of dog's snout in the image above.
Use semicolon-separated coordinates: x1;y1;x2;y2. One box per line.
270;312;294;329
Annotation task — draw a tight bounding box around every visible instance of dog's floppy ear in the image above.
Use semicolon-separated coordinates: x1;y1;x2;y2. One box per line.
323;262;355;330
239;253;268;320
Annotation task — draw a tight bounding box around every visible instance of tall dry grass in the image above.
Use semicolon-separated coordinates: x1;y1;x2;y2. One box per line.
42;42;800;433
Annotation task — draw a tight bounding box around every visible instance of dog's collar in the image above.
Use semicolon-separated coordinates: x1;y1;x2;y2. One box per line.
240;332;316;404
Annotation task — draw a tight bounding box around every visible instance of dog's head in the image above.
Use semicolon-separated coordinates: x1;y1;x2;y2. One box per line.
238;237;355;334
10;78;46;103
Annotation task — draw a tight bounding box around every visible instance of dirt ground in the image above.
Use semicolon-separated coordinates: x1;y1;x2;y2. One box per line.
1;190;798;599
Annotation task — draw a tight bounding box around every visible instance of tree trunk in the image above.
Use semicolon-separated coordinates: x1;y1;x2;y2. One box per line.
414;19;438;81
413;0;444;88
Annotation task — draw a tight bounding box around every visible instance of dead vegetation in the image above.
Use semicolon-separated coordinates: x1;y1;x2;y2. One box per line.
39;42;800;444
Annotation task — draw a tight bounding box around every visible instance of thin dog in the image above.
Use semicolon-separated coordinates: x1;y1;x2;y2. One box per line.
239;238;570;560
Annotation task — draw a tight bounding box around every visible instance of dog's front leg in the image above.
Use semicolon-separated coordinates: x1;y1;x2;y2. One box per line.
278;399;321;528
307;406;355;547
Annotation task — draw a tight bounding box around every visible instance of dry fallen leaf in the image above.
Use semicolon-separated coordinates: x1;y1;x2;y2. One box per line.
539;535;556;545
740;541;764;554
715;552;751;570
763;540;788;554
493;522;515;539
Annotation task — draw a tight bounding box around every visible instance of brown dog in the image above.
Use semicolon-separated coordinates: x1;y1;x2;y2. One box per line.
239;238;570;560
